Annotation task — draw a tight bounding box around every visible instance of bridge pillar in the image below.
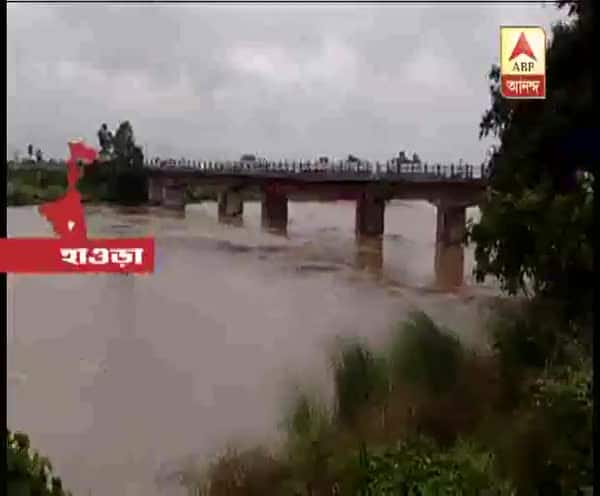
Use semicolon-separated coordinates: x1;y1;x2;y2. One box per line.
261;190;288;234
218;190;244;224
162;183;187;210
355;236;383;275
434;202;466;288
148;177;163;205
355;194;385;238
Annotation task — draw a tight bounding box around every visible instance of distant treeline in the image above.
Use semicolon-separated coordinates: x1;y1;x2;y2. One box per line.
6;160;148;206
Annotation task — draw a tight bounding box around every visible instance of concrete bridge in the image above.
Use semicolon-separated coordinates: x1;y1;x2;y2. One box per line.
145;160;488;288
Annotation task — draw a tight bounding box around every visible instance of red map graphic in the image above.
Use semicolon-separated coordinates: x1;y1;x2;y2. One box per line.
1;138;154;274
509;32;537;61
38;140;98;241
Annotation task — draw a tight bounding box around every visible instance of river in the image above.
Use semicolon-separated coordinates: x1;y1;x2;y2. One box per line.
7;201;499;495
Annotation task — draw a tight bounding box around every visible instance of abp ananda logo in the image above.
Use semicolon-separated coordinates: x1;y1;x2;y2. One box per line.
500;26;546;99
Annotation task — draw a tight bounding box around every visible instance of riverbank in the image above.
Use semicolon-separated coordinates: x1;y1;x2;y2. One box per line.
171;307;593;495
7;163;263;206
7;164;148;207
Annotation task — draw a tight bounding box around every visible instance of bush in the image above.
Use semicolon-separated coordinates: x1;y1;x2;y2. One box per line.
39;185;66;202
388;312;464;395
361;438;514;495
199;446;289;496
179;309;592;496
79;161;148;204
280;387;339;495
7;183;44;205
112;167;148;205
492;365;593;496
330;339;389;429
487;298;591;412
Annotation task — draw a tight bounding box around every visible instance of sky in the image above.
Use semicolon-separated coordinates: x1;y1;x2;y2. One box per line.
7;2;567;163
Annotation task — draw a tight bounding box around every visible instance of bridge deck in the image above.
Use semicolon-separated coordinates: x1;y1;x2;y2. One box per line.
146;166;487;184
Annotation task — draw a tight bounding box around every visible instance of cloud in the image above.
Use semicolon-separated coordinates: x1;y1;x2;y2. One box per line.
7;4;567;162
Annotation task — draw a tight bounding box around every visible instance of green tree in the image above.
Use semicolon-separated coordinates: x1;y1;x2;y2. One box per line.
113;121;144;168
7;430;72;496
469;0;594;329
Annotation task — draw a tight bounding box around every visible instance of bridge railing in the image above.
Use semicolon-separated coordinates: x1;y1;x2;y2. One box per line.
142;159;488;180
7;158;487;180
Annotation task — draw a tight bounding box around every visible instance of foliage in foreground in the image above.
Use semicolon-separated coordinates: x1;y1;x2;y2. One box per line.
178;310;591;496
7;430;72;496
468;0;594;326
361;439;514;496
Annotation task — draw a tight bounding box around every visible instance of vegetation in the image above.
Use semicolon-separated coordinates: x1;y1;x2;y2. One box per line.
7;121;148;206
107;121;145;169
6;1;593;494
7;167;68;206
78;159;148;206
6;162;148;206
469;0;594;328
174;312;591;495
7;430;72;496
169;2;594;494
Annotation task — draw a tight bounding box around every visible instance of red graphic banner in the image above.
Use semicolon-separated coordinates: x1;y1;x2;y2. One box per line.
2;138;155;274
0;238;154;274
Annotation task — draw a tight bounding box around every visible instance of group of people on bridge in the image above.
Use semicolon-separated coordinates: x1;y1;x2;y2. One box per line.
144;157;486;179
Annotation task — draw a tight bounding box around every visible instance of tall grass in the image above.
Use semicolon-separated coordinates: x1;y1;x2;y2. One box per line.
181;309;591;495
387;312;464;395
330;338;389;430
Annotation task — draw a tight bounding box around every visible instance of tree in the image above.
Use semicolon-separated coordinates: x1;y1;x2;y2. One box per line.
468;0;594;328
113;121;144;168
27;144;34;159
7;430;72;496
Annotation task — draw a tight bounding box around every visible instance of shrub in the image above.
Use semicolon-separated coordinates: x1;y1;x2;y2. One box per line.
112;167;148;205
280;387;339;495
361;437;514;495
39;185;66;201
199;446;289;496
487;298;590;412
77;161;148;204
7;183;40;205
181;310;592;496
492;364;593;496
388;312;464;396
330;338;389;429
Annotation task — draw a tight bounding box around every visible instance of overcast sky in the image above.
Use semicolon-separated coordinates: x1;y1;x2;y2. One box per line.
7;3;566;163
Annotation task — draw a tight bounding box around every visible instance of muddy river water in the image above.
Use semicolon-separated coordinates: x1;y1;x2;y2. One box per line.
7;201;500;495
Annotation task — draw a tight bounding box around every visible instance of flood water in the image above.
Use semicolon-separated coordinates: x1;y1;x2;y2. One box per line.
7;200;500;496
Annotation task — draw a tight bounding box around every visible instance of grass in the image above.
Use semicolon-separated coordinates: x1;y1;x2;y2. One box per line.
176;308;591;496
7;181;67;205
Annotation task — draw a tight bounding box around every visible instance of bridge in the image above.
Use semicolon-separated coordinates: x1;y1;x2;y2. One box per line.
144;160;488;288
